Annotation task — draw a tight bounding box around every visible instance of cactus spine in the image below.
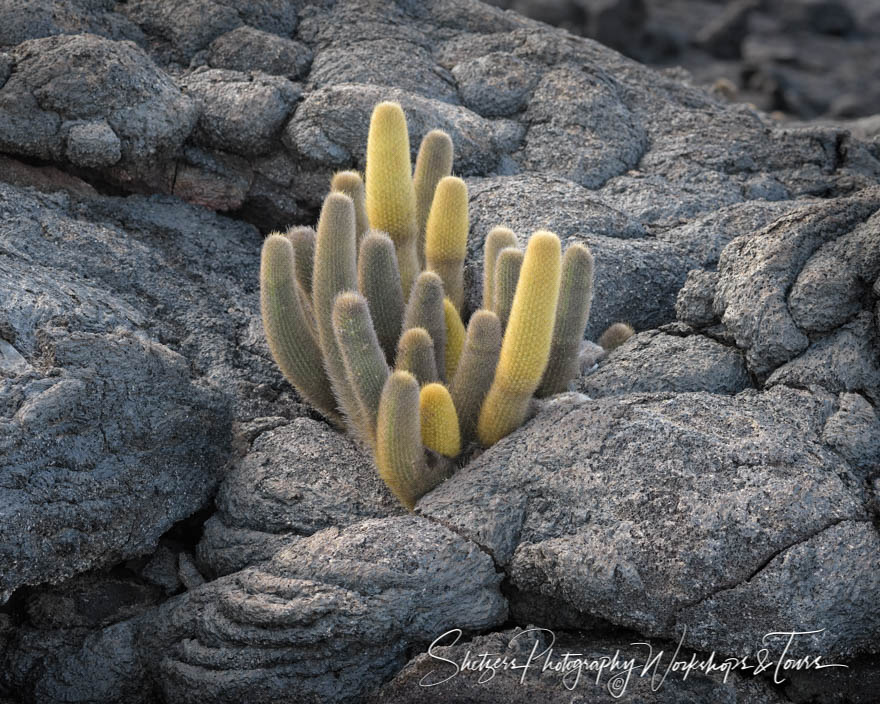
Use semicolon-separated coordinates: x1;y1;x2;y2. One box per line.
413;129;453;266
260;234;340;424
377;371;440;510
331;171;369;248
419;383;461;458
402;271;446;381
477;231;562;446
449;309;502;446
493;247;524;331
333;292;390;447
395;327;439;385
312;192;362;425
537;243;594;397
443;298;465;382
483;226;517;310
364;101;419;299
425;176;469;312
358;231;404;363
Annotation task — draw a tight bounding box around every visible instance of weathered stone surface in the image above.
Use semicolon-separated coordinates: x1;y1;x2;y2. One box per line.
714;188;880;376
1;571;161;703
0;178;314;596
820;392;880;476
578;328;751;397
679;520;880;659
208;25;312;80
180;68;301;156
464;174;695;338
65;119;121;168
451;53;538;117
371;627;787;703
145;517;507;704
0;34;197;190
675;269;719;328
418;387;875;657
197;418;403;578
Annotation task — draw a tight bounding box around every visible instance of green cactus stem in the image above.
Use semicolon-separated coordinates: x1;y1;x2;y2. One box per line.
402;271;446;380
449;309;502;447
394;327;439;385
260;234;339;424
420;382;461;458
312;191;362;426
333;291;390;447
483;226;517;311
331;170;369;249
358;231;404;363
493;246;523;332
537;243;594;397
598;322;635;352
377;371;442;510
413;129;453;267
285;226;316;301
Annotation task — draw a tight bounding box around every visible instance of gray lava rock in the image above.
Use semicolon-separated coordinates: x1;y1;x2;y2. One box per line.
0;33;198;190
578;328;751;397
65;119;122;168
463;174;695;338
680;520;880;660
144;517;507;704
418;386;875;659
452;53;539;117
197;418;403;578
519;66;647;188
714;188;880;377
0;176;315;596
1;571;161;703
120;0;241;64
371;627;787;703
208;25;312;81
180;68;301;156
675;269;719;327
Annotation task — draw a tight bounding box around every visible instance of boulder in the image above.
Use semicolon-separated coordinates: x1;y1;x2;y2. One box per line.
144;517;507;704
418;387;876;661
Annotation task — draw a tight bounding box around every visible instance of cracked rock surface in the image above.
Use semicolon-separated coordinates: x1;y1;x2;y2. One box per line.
1;0;879;703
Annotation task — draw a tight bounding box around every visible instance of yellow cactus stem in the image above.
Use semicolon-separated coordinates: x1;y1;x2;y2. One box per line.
413;129;454;267
425;176;469;311
419;383;461;458
330;170;369;249
483;226;517;311
443;298;465;382
477;231;562;447
377;371;439;510
260;234;340;425
364;101;419;299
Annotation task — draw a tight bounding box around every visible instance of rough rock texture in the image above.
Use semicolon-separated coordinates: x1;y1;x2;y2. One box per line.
418;387;878;659
0;34;198;191
144;517;507;704
1;0;879;702
0;177;312;598
578;326;752;397
197;418;403;578
372;627;788;703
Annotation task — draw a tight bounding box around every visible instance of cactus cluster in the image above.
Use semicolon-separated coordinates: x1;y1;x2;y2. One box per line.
260;101;595;510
